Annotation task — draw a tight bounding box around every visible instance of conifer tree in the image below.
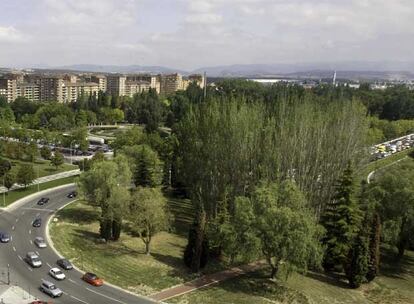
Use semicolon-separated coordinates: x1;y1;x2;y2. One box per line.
322;162;361;271
346;233;369;288
366;212;381;281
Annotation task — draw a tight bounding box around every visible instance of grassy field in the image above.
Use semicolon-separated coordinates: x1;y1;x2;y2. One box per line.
1;176;76;207
5;157;77;178
49;195;224;296
168;248;414;304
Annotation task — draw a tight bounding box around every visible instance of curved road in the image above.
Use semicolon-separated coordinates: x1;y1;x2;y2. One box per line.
0;184;157;304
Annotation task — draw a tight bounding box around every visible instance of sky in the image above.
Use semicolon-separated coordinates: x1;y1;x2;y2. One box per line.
0;0;414;70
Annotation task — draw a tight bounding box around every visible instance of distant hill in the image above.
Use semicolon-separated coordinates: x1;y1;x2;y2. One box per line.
55;64;187;75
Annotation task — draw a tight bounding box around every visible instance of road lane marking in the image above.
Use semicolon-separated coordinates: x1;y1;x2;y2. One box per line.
15;218;18;222
21;211;25;215
35;251;39;256
29;230;31;234
86;287;128;304
22;207;54;212
30;240;33;244
27;267;33;272
12;246;16;252
11;226;15;230
46;262;51;268
17;255;22;260
70;295;90;304
69;278;80;285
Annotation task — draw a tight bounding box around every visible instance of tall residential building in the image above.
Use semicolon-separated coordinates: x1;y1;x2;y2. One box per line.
107;75;126;97
90;75;107;92
159;73;183;95
62;82;100;103
40;76;64;102
124;81;151;97
16;83;40;102
188;74;205;88
0;75;18;103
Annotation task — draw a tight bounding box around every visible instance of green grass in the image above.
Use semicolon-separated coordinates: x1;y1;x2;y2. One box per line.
5;157;77;178
49;197;224;296
168;249;414;304
1;176;76;207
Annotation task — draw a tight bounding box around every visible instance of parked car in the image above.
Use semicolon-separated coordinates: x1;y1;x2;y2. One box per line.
56;258;73;270
34;237;47;248
40;280;63;298
49;267;66;280
67;191;77;198
33;218;42;227
30;301;51;304
0;232;10;243
37;197;50;206
82;272;103;286
26;252;42;268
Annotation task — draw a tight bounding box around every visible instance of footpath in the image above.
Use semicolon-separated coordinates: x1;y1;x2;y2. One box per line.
0;169;80;194
150;260;267;302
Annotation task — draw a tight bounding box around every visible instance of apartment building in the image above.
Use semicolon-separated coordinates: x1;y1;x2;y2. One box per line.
188;74;205;89
63;81;100;103
40;76;65;102
159;73;183;95
107;75;126;97
16;83;40;102
0;77;17;103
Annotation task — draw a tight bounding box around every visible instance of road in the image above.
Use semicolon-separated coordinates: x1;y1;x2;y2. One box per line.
0;184;157;304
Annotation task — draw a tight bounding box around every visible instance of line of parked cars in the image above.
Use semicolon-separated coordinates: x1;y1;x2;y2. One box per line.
371;134;414;160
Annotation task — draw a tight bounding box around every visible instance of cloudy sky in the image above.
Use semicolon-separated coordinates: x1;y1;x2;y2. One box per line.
0;0;413;70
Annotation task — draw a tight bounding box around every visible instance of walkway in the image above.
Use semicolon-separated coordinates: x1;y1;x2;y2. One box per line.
150;260;267;302
0;169;80;194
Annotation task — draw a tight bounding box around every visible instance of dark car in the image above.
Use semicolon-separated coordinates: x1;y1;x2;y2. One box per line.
67;191;77;199
0;232;10;243
33;218;42;228
82;272;103;286
37;197;50;206
57;258;73;270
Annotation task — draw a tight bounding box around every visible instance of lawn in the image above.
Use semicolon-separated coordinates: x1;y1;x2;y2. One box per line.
1;176;76;207
168;248;414;304
5;157;77;178
49;195;224;296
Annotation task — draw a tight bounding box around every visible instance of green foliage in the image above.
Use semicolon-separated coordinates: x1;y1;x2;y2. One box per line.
0;158;12;177
40;146;52;160
346;234;369;288
78;155;132;240
25;142;39;162
129;187;171;254
16;163;35;188
322;163;361;271
50;151;64;170
3;171;15;191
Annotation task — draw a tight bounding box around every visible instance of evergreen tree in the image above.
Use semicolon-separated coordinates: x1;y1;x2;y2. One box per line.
133;145;162;188
366;212;381;281
346;233;369;288
322;162;361;271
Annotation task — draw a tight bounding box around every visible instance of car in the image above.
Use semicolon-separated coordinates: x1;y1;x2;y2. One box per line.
34;237;47;248
67;191;77;198
0;232;10;243
30;301;52;304
82;272;103;286
37;197;50;206
56;258;73;270
33;218;42;227
49;267;66;280
40;280;63;298
26;252;42;268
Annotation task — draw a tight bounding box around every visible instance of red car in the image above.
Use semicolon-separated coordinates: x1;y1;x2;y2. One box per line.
82;272;103;286
30;301;52;304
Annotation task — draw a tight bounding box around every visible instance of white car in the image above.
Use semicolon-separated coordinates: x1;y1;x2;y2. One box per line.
34;237;47;248
49;267;66;280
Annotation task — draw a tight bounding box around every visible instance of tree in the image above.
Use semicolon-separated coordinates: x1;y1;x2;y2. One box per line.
366;212;381;281
16;164;35;188
40;146;52;160
3;172;15;191
78;155;132;241
321;162;361;271
25;142;39;162
252;181;324;279
129;187;171;255
346;233;369;288
50;151;64;170
0;159;12;177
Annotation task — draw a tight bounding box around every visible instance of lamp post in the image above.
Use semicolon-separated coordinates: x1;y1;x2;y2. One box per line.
70;140;76;165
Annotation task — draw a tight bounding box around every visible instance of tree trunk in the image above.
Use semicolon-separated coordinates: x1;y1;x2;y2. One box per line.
145;240;151;255
191;210;206;273
397;218;407;259
270;264;279;279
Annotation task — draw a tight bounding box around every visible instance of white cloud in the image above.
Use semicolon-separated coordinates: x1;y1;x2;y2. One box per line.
0;26;26;43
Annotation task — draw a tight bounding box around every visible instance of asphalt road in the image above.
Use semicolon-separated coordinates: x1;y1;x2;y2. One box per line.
0;184;157;304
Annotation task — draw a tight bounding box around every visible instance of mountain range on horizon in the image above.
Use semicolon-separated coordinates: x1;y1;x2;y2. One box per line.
3;61;414;80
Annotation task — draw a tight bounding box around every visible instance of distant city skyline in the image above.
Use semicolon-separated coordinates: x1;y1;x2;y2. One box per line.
1;0;414;70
